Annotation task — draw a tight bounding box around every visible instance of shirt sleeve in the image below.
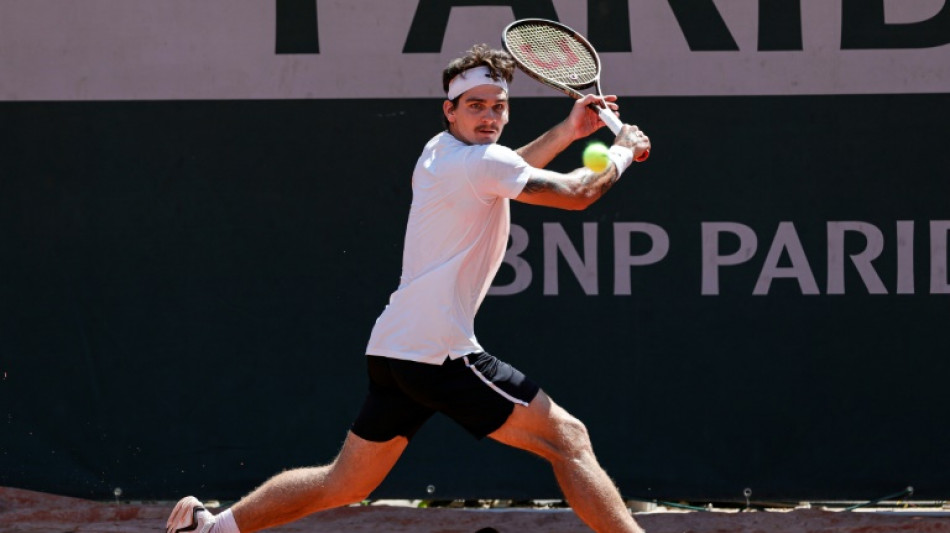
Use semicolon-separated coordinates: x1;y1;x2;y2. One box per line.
464;144;531;200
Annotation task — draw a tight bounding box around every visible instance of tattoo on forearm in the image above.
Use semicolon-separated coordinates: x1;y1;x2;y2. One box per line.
523;167;620;201
597;168;620;195
583;167;620;197
523;175;563;194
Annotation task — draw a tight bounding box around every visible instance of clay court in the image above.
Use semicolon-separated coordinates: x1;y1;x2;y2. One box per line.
3;487;950;533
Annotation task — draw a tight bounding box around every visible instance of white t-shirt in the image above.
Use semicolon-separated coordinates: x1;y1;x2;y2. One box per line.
366;131;531;364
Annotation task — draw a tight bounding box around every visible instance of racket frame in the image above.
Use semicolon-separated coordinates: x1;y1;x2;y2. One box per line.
502;18;623;134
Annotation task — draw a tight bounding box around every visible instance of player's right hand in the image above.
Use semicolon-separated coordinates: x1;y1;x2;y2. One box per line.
615;125;651;162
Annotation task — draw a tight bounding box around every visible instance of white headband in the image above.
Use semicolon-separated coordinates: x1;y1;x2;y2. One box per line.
446;66;509;100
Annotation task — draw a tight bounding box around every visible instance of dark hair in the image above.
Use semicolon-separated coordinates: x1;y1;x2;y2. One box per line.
441;44;515;127
442;44;516;95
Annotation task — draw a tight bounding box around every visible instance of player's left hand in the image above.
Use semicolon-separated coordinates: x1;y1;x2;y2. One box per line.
569;94;619;140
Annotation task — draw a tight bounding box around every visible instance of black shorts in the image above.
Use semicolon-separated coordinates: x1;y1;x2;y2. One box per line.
351;352;540;442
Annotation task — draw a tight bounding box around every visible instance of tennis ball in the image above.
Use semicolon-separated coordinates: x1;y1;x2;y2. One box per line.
583;142;610;172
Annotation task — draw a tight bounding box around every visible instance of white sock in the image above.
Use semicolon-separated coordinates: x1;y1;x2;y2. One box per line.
213;508;240;533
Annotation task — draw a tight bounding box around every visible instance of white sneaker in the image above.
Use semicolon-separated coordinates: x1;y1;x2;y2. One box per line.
166;496;216;533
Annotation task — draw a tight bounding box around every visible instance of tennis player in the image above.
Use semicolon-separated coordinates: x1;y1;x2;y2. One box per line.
167;44;650;533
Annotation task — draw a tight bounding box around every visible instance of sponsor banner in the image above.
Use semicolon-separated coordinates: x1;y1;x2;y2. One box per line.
492;220;950;297
2;93;948;500
1;0;949;101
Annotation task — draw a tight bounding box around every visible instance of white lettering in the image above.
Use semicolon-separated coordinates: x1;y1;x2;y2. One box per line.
491;220;948;297
753;221;819;295
827;222;887;295
613;222;669;295
931;220;950;294
701;222;758;295
897;220;915;294
543;222;598;296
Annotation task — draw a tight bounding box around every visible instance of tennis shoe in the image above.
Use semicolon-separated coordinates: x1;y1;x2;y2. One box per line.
166;496;216;533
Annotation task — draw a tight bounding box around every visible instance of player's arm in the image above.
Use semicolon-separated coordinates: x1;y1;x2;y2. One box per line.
514;124;650;211
516;94;618;169
515;166;620;210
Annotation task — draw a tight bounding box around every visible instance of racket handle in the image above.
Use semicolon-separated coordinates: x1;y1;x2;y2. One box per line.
595;105;623;135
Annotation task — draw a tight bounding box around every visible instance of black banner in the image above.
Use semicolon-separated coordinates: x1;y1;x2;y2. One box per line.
1;94;948;502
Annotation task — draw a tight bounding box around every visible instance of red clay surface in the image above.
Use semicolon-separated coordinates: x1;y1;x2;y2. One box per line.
3;487;950;532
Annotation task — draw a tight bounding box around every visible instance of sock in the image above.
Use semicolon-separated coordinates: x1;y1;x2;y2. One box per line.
213;508;240;533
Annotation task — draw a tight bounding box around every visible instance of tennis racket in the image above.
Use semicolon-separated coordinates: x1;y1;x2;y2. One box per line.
502;18;624;134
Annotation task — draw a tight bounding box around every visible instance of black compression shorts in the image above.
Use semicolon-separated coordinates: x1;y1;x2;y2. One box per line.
351;352;540;442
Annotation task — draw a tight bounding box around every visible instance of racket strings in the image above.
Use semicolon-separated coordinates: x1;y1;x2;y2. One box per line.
506;24;598;86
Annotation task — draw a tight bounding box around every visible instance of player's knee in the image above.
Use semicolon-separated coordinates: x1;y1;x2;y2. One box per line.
552;414;592;457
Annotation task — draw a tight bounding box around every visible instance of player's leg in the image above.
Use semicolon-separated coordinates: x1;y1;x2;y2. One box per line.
225;355;436;532
228;431;407;532
421;351;643;533
488;391;644;533
164;432;406;533
167;355;433;533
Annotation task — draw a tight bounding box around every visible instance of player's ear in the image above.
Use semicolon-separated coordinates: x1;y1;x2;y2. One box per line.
443;100;456;124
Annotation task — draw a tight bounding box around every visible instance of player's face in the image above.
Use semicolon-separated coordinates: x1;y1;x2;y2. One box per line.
444;85;509;145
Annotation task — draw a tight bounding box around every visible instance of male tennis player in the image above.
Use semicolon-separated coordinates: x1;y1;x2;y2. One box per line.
167;44;650;533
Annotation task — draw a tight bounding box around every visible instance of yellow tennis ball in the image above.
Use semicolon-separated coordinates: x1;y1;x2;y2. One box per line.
583;142;610;172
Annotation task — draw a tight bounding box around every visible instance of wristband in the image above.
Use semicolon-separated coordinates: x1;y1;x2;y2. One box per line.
607;145;634;175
